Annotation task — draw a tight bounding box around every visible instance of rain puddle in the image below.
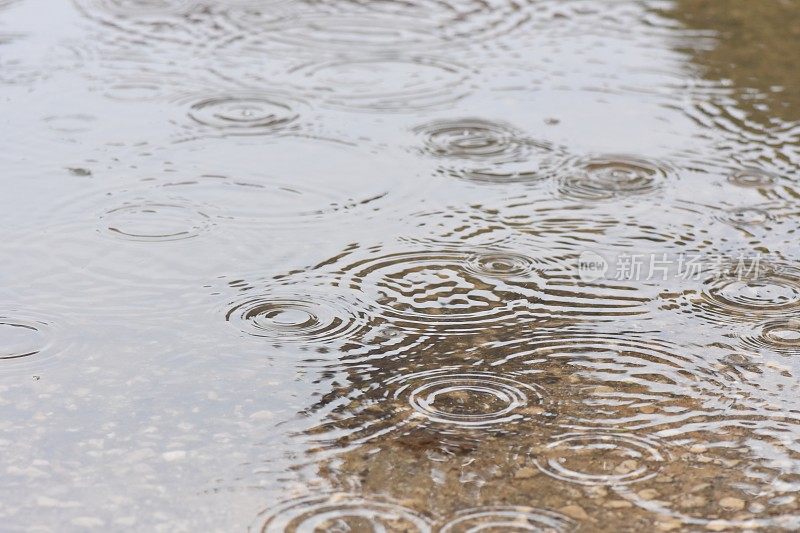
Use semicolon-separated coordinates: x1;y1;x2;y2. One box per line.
1;0;799;531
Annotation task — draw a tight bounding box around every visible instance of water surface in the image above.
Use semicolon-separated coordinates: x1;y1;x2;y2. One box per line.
1;0;800;531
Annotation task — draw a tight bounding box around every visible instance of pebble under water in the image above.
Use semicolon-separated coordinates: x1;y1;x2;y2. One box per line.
2;0;800;531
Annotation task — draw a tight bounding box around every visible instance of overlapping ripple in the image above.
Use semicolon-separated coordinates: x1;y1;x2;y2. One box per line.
416;119;524;159
673;261;800;325
556;155;671;201
314;246;650;336
501;330;726;433
252;12;437;53
330;248;541;335
740;319;800;356
71;0;210;52
533;432;668;486
302;365;552;451
414;118;565;184
612;432;800;529
480;197;712;256
9;0;800;529
398;206;516;248
225;0;538;54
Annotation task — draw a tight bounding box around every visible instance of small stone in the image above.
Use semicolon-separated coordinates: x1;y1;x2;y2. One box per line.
559;504;590;521
521;406;545;416
605;500;633;509
640;405;657;414
585;486;608;499
656;519;683;531
720;497;745;511
614;459;638;474
592;385;615;394
679;495;707;509
689;444;707;454
514;466;538;479
638;489;659;500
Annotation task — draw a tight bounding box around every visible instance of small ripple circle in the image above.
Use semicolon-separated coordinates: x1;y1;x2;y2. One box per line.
557;155;669;200
226;291;367;344
727;168;777;188
0;315;49;360
401;372;545;428
416;118;524;160
465;251;541;279
186;95;299;135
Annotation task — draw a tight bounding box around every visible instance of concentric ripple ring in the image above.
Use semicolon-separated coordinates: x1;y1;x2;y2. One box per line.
414;118;564;184
439;506;576;532
225;290;367;344
705;275;800;313
465;251;541;279
100;201;212;242
331;250;540;335
290;57;470;112
397;371;545;428
727;168;778;188
186;95;299;135
415;118;524;160
534;433;667;486
255;493;432;532
557;155;669;200
741;319;800;355
0;315;49;360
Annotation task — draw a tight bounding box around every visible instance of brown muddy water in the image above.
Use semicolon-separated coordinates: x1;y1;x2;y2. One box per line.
1;0;800;531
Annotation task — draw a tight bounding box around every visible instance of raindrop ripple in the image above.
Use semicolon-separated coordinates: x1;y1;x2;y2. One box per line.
255;493;432;532
533;432;667;486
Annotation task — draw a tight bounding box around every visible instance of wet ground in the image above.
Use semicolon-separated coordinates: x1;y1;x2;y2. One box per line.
1;0;800;531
